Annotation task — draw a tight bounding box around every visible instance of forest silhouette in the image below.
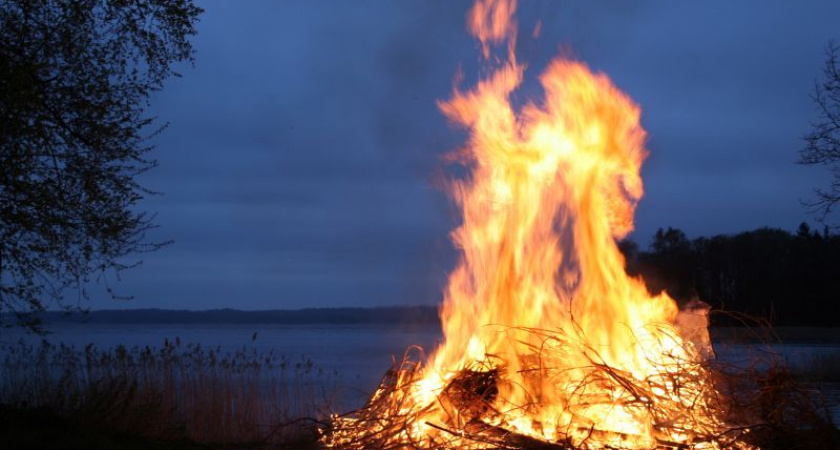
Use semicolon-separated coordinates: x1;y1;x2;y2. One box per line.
622;223;839;327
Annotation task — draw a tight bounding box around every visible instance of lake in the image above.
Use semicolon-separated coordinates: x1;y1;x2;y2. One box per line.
0;322;443;409
2;322;839;421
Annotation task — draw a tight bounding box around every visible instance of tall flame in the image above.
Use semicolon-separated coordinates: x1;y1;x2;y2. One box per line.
325;1;750;448
423;1;713;444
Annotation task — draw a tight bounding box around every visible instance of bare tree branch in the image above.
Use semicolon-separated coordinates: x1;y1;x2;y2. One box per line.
800;41;840;224
0;0;202;332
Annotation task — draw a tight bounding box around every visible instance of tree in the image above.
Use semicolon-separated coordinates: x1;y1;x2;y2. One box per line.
644;227;696;303
0;0;202;331
650;227;692;256
800;41;840;223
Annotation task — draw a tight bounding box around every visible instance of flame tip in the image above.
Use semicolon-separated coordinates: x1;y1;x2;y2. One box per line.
325;0;751;448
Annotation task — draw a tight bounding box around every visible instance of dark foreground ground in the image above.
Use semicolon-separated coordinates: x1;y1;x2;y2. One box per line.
0;404;320;450
0;403;203;450
4;399;840;450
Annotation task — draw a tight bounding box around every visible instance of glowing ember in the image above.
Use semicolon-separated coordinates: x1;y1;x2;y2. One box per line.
324;1;754;448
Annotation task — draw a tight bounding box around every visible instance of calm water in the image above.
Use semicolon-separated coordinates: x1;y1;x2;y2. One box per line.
0;322;442;407
2;323;839;419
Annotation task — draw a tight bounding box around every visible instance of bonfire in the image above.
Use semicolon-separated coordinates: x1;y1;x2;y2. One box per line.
323;1;758;448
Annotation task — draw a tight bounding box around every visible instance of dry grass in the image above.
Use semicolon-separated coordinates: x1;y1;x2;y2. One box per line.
0;339;334;447
323;335;752;449
716;361;840;450
322;327;840;450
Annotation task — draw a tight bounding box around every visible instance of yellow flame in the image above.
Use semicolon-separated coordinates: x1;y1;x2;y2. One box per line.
424;0;726;446
325;1;752;448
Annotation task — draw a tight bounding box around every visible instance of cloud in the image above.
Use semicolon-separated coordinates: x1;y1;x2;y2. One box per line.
91;0;840;310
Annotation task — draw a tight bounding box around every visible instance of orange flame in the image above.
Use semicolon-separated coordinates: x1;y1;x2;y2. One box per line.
469;0;518;59
421;1;732;446
325;1;751;448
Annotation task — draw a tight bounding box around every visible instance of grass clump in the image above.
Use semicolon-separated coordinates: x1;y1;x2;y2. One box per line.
0;338;335;448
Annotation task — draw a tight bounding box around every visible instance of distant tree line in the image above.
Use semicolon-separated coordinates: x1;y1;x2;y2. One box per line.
15;224;839;329
621;224;840;327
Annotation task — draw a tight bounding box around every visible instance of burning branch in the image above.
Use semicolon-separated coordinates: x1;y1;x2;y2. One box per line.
322;327;759;449
323;1;769;448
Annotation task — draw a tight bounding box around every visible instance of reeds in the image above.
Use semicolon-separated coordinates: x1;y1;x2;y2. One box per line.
716;360;840;449
0;338;334;446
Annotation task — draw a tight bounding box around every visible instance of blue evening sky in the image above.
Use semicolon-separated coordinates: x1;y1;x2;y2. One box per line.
91;1;840;310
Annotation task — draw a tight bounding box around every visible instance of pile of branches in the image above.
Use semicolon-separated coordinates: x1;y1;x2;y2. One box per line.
321;327;840;450
321;332;761;449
